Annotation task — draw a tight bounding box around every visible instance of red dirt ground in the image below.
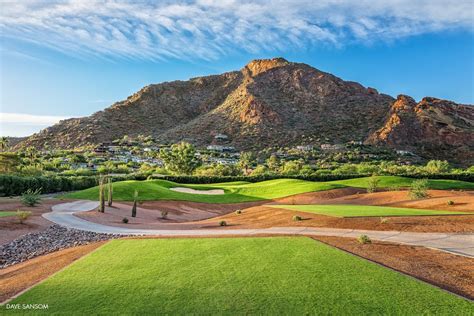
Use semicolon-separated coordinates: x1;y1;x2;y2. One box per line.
0;198;72;245
77;190;474;232
0;242;105;303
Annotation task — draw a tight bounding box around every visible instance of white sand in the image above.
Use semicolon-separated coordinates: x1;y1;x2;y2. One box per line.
170;187;225;195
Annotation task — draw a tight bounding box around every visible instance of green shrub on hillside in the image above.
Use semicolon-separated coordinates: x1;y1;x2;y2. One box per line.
21;188;42;206
409;179;429;199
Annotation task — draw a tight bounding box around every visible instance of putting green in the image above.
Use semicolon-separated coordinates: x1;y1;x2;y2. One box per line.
269;204;470;217
3;238;471;314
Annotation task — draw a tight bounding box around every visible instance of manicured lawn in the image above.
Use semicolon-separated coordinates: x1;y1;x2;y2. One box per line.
269;204;471;217
332;176;474;190
63;176;474;203
63;178;342;203
3;238;471;315
0;211;16;217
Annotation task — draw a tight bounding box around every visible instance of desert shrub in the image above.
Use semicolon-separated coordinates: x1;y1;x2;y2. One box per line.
161;210;168;219
366;176;379;193
122;217;129;224
235;210;242;215
409;179;429;200
357;235;372;244
219;220;227;226
388;185;401;191
380;217;389;224
292;215;302;221
21;188;42;206
447;200;454;206
17;210;32;224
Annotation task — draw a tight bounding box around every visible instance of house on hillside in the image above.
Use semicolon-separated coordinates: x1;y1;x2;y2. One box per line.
206;145;235;152
320;144;345;151
214;133;229;141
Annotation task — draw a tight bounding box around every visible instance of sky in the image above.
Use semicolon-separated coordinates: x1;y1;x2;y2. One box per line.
0;0;473;137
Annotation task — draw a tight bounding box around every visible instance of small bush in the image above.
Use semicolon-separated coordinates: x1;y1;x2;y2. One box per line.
409;179;429;200
161;210;168;219
380;217;389;224
219;220;227;226
447;200;454;206
21;188;42;206
388;185;401;192
235;210;242;215
122;217;129;224
292;215;302;221
17;210;32;224
366;176;379;193
357;235;371;244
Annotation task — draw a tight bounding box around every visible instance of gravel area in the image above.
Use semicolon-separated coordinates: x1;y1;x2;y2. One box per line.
0;225;126;269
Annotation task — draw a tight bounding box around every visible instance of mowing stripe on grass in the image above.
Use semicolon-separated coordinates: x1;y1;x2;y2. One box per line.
269;204;471;217
3;237;472;315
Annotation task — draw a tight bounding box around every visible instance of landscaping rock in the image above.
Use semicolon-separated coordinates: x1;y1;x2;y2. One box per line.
0;225;126;269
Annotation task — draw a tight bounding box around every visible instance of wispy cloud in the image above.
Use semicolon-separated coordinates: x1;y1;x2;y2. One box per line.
0;0;472;61
0;112;71;125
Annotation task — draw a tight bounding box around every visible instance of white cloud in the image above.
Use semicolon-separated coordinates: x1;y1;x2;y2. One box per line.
0;112;71;125
0;0;472;61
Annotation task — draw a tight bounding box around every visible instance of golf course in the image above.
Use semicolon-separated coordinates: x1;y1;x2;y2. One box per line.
64;176;474;203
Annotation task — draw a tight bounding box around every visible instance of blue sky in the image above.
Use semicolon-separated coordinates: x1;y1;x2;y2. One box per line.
1;0;473;137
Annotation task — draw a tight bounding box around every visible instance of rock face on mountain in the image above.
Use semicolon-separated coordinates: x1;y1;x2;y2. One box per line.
17;57;474;164
366;95;474;163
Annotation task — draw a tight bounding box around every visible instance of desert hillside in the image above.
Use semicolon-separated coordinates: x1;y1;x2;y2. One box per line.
16;58;474;164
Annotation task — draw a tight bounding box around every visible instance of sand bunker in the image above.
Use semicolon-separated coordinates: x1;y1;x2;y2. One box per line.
170;187;225;195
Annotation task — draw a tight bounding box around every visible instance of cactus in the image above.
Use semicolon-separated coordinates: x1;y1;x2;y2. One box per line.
131;190;138;217
98;176;106;213
107;177;113;207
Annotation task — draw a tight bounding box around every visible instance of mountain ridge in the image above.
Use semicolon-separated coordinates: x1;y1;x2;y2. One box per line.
16;58;474;165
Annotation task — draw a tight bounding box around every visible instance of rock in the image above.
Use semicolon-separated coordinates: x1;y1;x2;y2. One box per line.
0;225;128;269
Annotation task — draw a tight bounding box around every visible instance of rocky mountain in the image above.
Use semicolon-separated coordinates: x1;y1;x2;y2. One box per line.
366;95;474;164
16;57;473;165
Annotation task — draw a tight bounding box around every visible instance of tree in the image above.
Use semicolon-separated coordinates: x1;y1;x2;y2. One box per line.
425;160;450;174
266;154;280;172
131;190;138;217
159;142;201;175
107;177;113;207
280;160;303;175
0;137;9;152
238;152;255;175
0;153;20;173
98;176;106;212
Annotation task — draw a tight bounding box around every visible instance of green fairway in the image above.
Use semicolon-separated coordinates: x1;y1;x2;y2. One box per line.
3;238;471;315
0;211;16;217
269;204;471;217
332;176;474;190
63;176;474;203
63;178;342;203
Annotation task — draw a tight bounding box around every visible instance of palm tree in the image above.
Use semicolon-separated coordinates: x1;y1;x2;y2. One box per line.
0;137;9;152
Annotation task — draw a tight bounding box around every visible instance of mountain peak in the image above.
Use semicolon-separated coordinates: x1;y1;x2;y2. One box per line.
244;57;290;76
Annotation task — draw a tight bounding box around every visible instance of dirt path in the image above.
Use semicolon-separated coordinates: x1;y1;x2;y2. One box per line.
0;242;105;304
44;201;474;257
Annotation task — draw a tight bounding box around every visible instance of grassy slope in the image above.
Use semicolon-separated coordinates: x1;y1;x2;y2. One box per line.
269;204;470;217
64;179;342;203
0;211;16;217
63;176;474;203
4;238;471;315
333;176;474;190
